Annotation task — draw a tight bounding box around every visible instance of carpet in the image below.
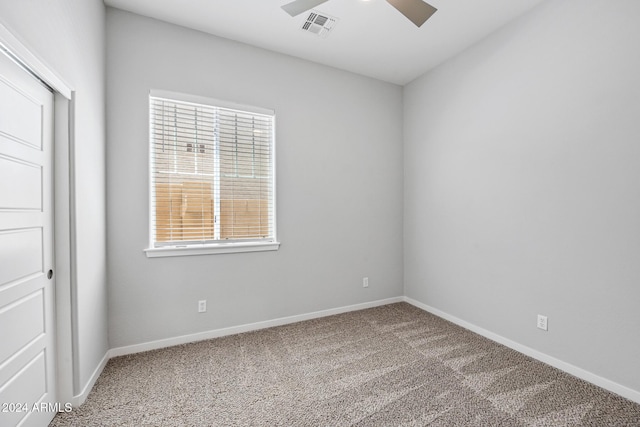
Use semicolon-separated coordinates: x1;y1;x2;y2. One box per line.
50;303;640;426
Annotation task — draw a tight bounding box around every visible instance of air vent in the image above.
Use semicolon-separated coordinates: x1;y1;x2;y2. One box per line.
301;11;338;38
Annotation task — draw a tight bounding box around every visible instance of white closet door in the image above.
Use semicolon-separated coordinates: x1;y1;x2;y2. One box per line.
0;51;57;427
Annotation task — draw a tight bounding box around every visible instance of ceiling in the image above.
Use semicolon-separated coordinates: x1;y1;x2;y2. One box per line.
104;0;546;85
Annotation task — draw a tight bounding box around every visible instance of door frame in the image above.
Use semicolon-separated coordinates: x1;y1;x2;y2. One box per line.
0;23;77;406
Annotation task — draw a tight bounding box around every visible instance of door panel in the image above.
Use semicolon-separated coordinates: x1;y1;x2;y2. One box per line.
0;351;47;427
0;229;43;286
0;52;56;427
0;75;43;149
0;289;45;364
0;155;43;210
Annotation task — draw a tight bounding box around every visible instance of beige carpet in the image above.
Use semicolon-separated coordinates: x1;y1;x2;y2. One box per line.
51;303;640;426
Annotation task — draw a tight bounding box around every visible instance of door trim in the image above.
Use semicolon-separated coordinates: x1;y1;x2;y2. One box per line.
0;22;77;406
0;25;71;99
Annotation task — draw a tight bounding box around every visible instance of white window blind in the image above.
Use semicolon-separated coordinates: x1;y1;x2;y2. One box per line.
149;92;276;251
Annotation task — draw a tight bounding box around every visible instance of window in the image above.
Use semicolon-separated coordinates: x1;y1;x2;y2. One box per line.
145;90;278;257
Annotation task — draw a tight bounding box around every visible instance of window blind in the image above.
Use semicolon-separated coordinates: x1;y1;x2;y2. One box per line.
149;93;275;247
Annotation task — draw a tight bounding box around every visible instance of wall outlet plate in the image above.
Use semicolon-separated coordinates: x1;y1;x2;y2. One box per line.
363;277;369;288
198;300;207;313
537;314;548;331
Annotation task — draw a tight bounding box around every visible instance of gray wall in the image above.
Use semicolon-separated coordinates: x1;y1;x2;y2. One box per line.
404;0;640;393
106;9;404;348
0;0;108;395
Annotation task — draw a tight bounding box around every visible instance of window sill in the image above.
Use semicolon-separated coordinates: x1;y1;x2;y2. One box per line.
144;241;280;258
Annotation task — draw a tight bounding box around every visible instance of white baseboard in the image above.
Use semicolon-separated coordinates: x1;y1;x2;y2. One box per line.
403;296;640;405
71;351;110;407
79;296;640;408
109;297;404;358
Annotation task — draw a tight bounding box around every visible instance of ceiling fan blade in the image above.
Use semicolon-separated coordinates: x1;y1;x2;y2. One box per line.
386;0;437;27
281;0;330;17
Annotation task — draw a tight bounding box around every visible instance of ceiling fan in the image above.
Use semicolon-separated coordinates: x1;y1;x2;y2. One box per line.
281;0;437;28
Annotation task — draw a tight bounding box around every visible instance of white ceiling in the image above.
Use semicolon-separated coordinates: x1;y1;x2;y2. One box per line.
104;0;546;85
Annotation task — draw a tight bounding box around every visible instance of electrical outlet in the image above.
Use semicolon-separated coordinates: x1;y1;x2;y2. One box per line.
198;300;207;313
537;314;548;331
363;277;369;288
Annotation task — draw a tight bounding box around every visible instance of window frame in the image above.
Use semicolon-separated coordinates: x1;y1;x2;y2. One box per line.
144;90;279;258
